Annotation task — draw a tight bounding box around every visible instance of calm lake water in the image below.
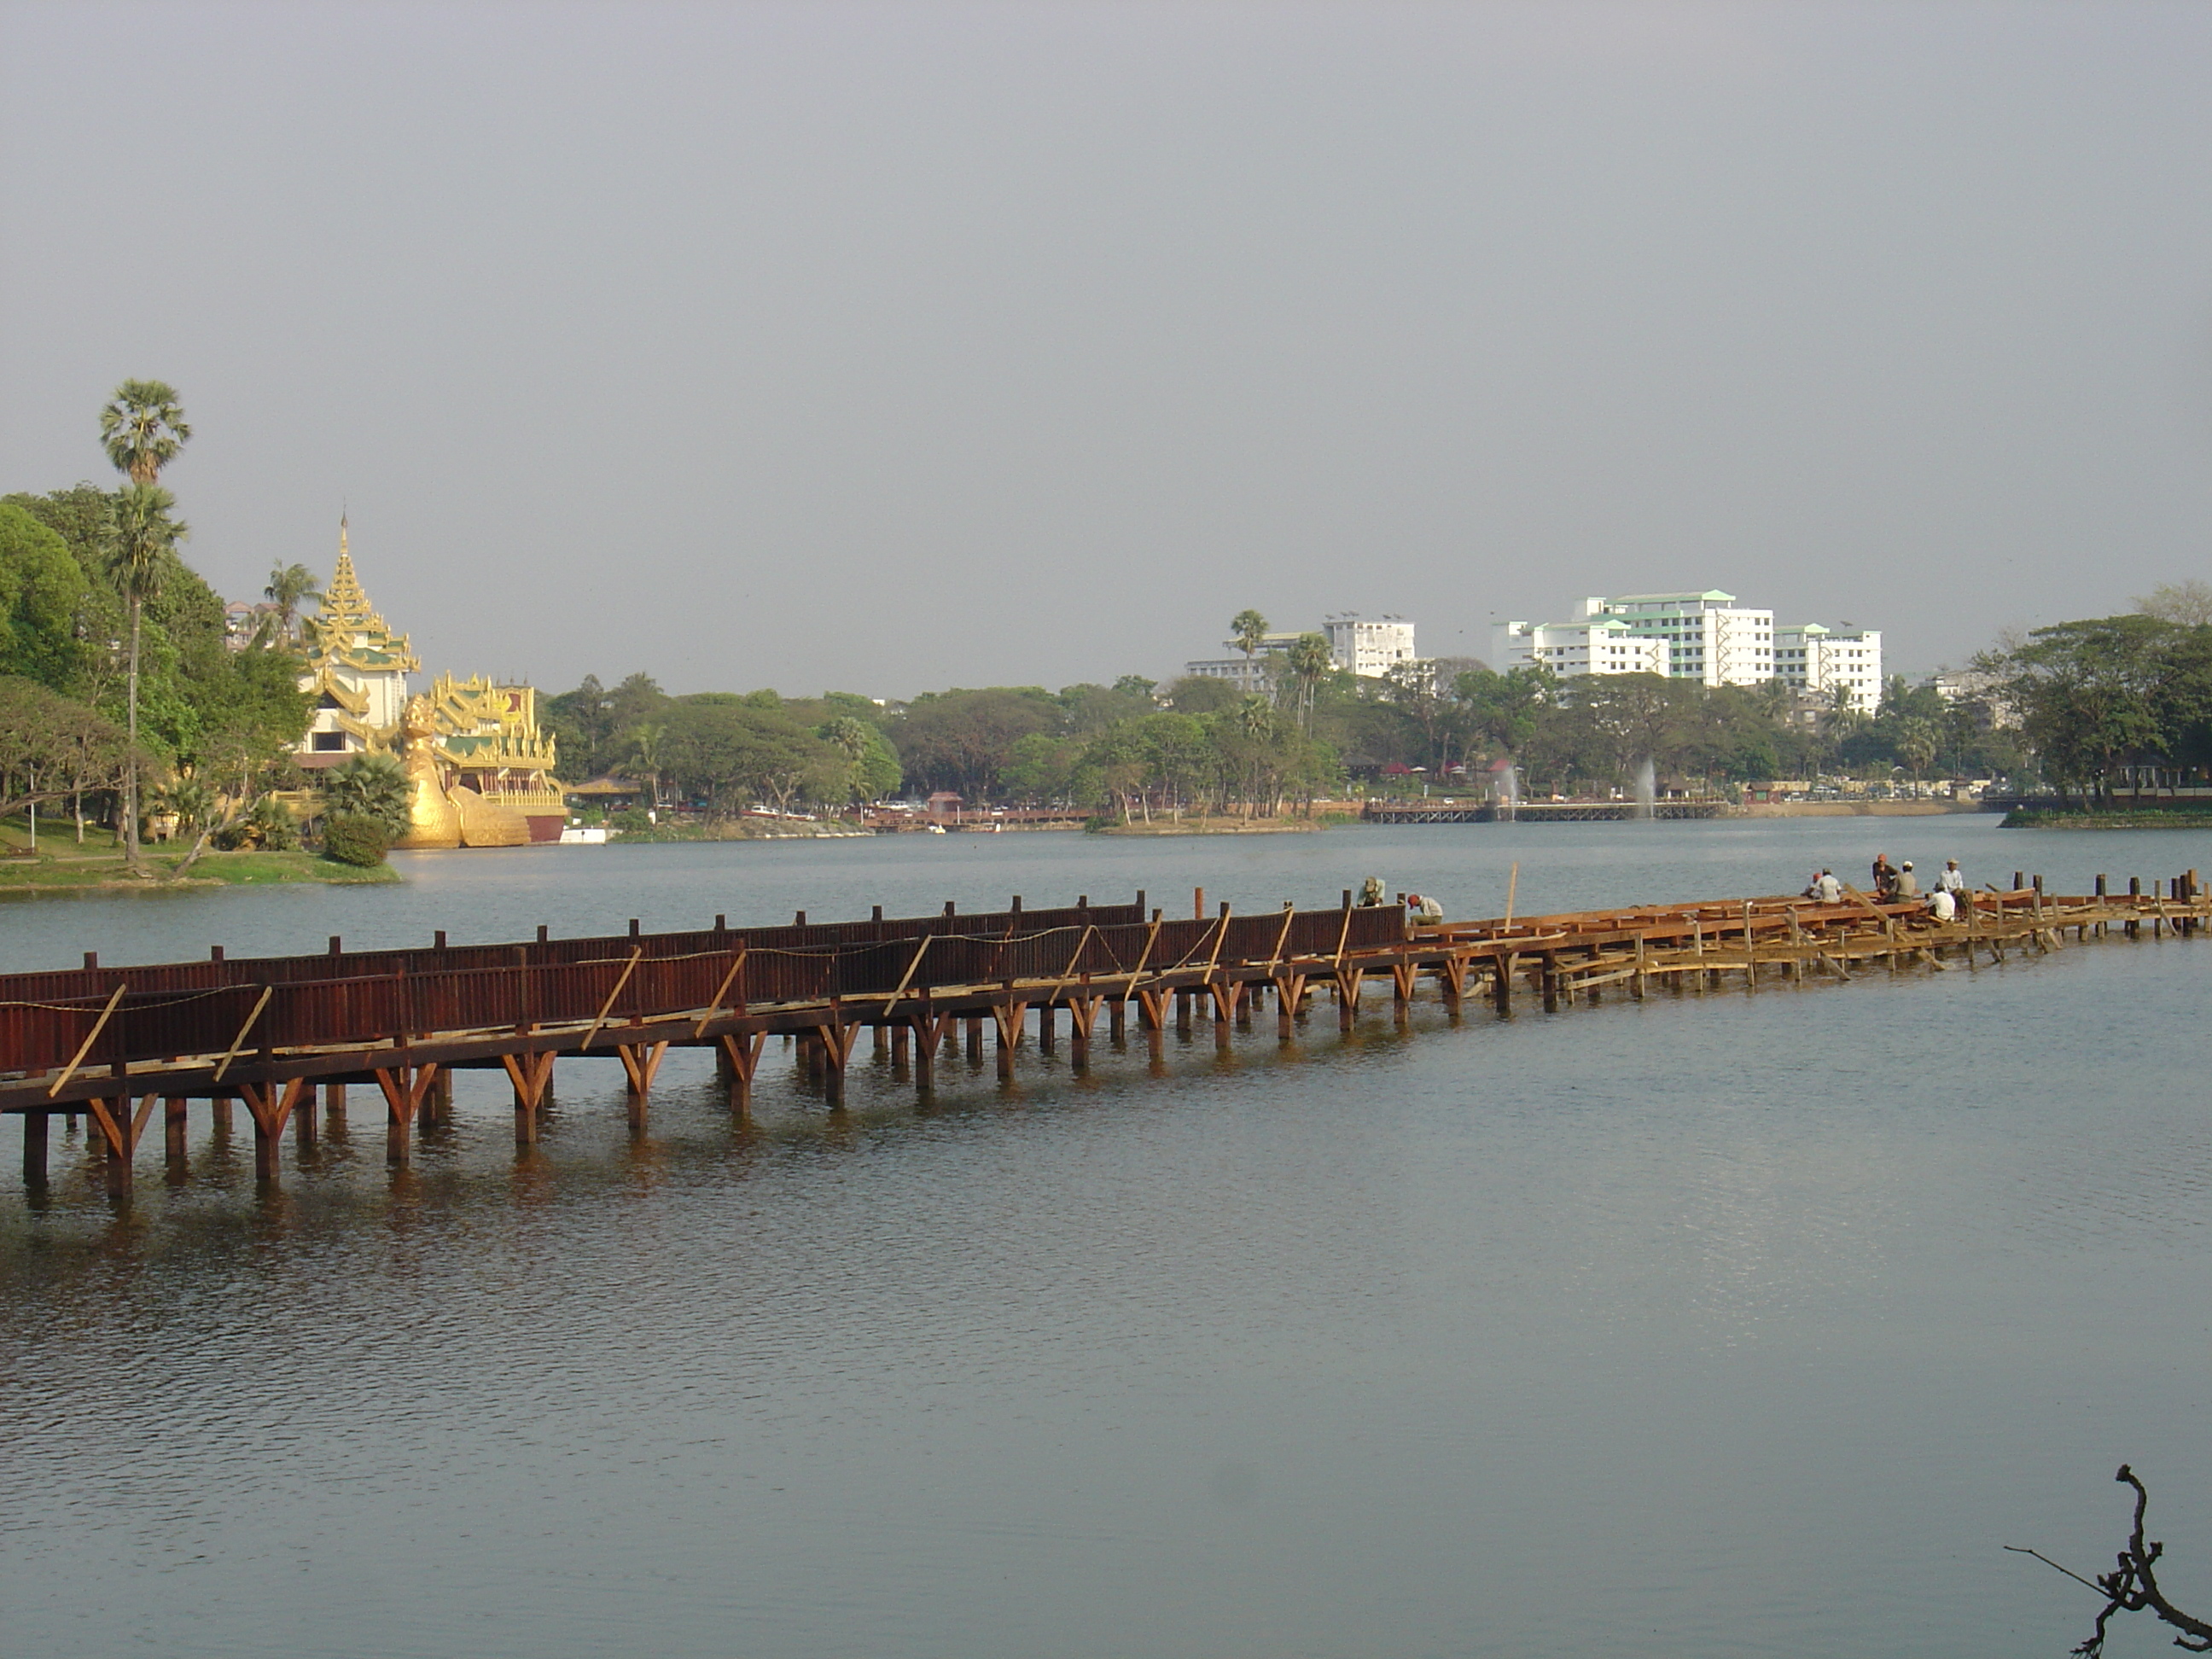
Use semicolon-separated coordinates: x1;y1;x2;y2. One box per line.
5;818;2212;1657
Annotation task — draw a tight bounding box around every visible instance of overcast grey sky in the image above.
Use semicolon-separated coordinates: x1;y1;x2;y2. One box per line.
4;1;2209;696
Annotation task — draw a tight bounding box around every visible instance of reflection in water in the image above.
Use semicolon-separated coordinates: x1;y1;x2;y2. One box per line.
3;827;2212;1656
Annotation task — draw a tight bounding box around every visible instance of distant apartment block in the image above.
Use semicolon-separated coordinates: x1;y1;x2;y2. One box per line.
1322;616;1417;676
1773;624;1883;712
1184;614;1417;690
1493;590;1881;711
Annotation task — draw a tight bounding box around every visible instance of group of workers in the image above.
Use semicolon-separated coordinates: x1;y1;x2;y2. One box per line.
1802;854;1970;920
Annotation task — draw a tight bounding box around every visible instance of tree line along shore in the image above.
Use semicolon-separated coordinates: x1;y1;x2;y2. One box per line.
8;383;2209;888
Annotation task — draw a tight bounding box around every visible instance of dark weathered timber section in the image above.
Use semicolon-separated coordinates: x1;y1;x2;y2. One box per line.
6;876;2206;1201
1363;800;1729;824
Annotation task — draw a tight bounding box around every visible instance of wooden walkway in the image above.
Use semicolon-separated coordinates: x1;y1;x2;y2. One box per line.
1363;800;1729;824
3;875;2204;1200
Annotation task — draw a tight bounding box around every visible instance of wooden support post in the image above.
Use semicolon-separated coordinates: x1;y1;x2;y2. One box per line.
1209;979;1236;1046
814;1019;859;1106
1392;962;1418;1016
210;1096;230;1136
618;1041;670;1131
1335;969;1363;1029
326;1081;346;1127
501;1050;558;1142
1632;937;1648;999
1493;952;1514;1014
1435;956;1466;1010
375;1065;439;1163
991;1002;1026;1079
164;1097;188;1167
1109;995;1126;1042
237;1079;306;1185
1540;952;1559;1014
22;1111;48;1189
1037;1002;1056;1054
713;1033;763;1114
1067;996;1101;1068
1175;989;1194;1035
964;1016;983;1061
294;1083;317;1150
1274;974;1307;1038
890;1022;910;1067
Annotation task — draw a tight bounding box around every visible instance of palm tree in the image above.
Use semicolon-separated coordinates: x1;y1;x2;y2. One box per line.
1283;632;1335;736
321;752;410;838
263;562;322;645
98;381;192;485
1230;609;1270;690
623;722;667;808
108;482;187;870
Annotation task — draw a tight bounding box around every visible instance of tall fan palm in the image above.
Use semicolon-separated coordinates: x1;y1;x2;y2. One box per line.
108;483;188;869
1284;632;1336;735
1230;609;1270;685
98;381;192;485
264;562;322;644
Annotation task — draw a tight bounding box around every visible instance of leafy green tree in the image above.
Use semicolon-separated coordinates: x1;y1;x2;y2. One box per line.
0;503;98;690
1163;674;1239;715
1980;615;2191;798
0;677;131;827
661;695;827;818
1058;681;1157;735
818;714;901;804
888;687;1061;799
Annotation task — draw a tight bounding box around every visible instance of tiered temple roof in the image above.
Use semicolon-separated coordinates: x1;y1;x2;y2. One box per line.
427;673;562;783
297;520;420;754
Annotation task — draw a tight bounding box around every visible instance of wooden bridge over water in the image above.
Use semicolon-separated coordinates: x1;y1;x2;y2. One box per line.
3;873;2203;1201
1363;800;1730;824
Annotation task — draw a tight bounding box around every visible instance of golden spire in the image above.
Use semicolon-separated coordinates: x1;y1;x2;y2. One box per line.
306;516;419;676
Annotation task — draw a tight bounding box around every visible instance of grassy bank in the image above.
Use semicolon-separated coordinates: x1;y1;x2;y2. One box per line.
2000;809;2212;830
1;820;400;891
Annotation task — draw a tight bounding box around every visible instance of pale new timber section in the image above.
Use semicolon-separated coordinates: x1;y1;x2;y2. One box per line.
4;876;2204;1202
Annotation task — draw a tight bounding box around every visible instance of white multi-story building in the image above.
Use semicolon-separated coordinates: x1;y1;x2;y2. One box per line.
1491;616;1671;678
1185;614;1418;689
1580;591;1775;687
1773;624;1883;712
1321;615;1417;677
1180;654;1277;694
1493;591;1771;686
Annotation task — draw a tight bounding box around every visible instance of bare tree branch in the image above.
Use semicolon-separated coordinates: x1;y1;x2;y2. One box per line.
2012;1465;2212;1656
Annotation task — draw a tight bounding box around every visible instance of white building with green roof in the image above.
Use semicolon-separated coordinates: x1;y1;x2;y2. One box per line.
1493;590;1778;689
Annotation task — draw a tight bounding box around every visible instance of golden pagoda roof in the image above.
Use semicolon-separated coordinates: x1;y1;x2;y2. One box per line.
305;518;421;678
427;671;562;777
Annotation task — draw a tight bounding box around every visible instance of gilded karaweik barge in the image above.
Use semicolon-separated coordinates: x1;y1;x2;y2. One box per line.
4;874;2204;1200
